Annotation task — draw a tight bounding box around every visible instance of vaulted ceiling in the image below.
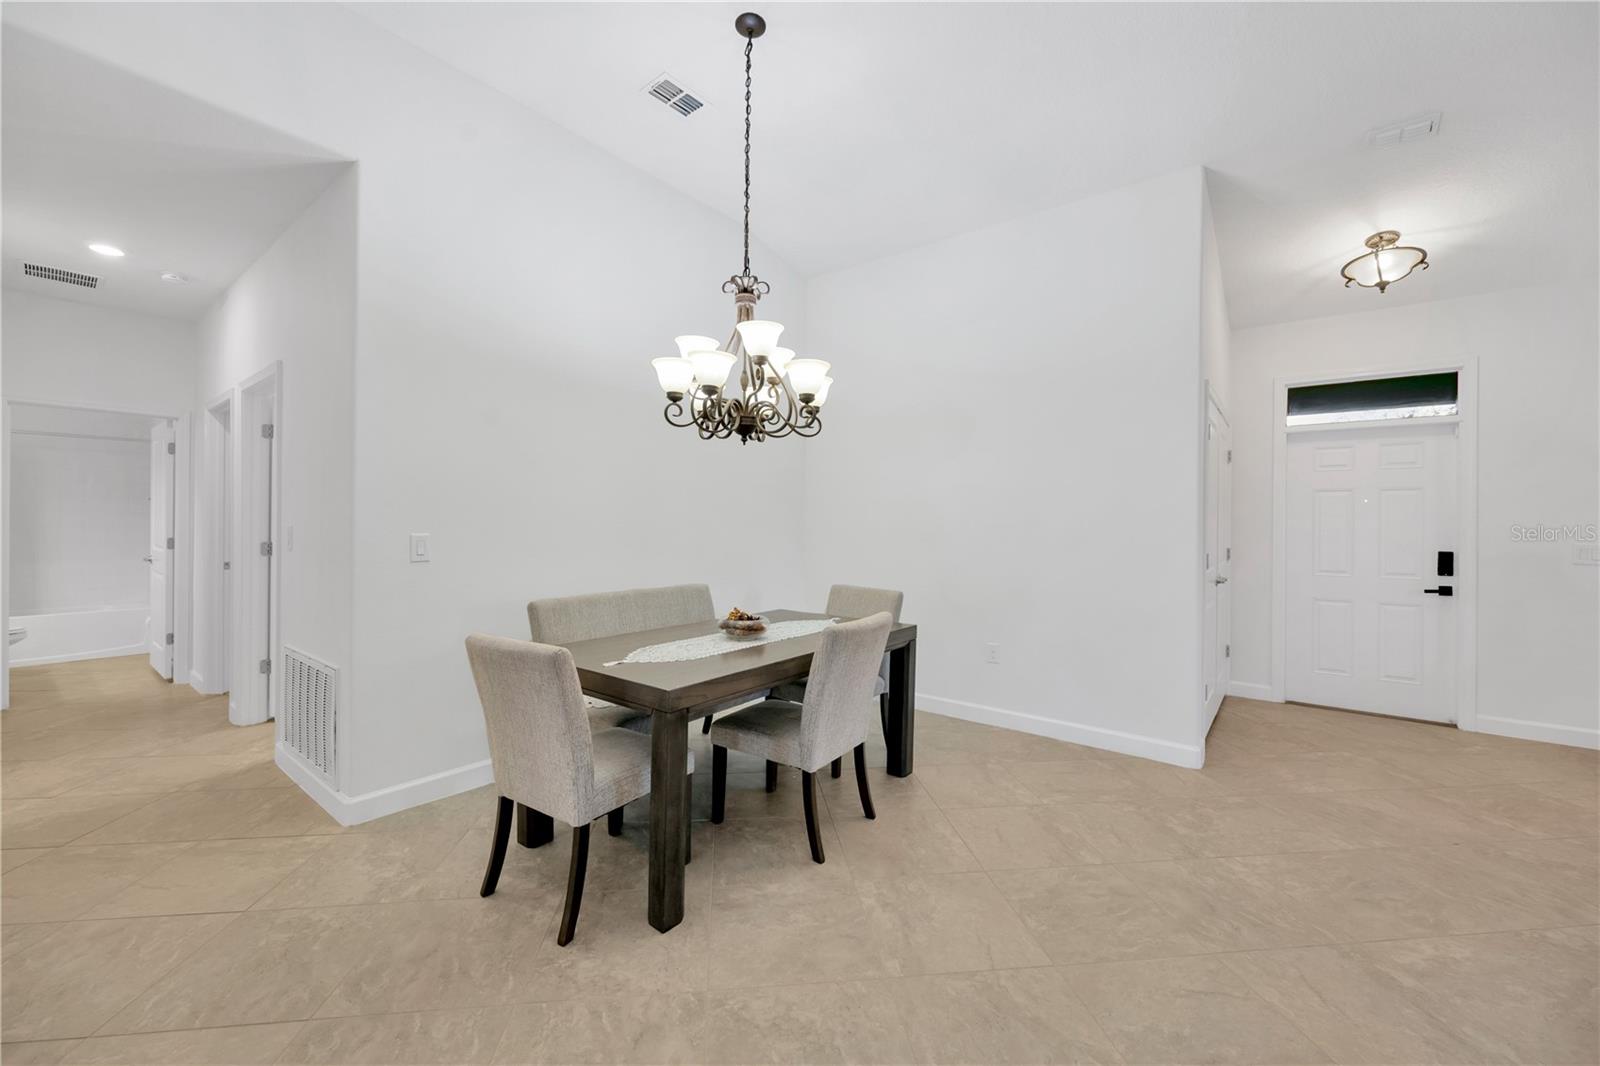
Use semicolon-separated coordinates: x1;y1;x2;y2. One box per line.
357;1;1598;326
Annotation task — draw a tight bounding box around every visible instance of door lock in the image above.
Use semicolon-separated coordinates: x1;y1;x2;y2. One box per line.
1423;586;1454;596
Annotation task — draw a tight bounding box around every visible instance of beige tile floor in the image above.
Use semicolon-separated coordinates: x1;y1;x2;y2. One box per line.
1;655;1596;1065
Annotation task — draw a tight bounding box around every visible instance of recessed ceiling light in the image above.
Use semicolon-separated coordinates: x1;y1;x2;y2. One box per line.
87;242;125;257
160;272;188;283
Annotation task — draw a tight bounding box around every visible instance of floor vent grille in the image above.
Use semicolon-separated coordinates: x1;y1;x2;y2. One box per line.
282;646;337;787
23;263;99;288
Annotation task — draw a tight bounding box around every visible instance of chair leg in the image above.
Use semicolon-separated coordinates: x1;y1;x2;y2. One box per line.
516;804;554;848
853;744;876;820
801;770;825;864
831;757;842;779
480;796;513;897
684;772;693;866
711;745;728;824
765;760;778;793
701;714;713;734
556;824;591;947
607;807;624;837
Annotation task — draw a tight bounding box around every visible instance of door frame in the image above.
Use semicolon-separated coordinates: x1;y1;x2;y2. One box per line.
1203;386;1232;731
1270;358;1478;730
195;389;235;700
232;364;282;726
1;397;192;707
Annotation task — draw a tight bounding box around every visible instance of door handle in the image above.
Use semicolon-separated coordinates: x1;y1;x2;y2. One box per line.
1214;575;1228;585
1423;586;1453;596
142;555;153;564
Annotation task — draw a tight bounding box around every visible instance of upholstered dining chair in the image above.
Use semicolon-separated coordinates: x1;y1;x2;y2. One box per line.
767;584;904;778
529;583;714;731
466;634;693;946
709;612;893;864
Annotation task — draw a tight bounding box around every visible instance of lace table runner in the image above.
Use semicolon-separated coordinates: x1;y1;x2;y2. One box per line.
605;618;837;666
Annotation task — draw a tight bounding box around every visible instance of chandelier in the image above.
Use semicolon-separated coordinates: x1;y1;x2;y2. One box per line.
1341;230;1429;293
649;12;830;444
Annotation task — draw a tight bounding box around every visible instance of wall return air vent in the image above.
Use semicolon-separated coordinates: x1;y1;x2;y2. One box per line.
646;74;705;116
23;262;98;289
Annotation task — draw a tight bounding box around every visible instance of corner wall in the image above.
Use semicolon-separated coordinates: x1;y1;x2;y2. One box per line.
1229;282;1600;748
801;168;1211;767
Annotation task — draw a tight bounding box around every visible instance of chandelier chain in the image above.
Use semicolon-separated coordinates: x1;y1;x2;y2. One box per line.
742;34;754;277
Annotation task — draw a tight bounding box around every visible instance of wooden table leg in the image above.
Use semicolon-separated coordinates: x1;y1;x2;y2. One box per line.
885;638;916;777
647;712;689;932
516;804;553;848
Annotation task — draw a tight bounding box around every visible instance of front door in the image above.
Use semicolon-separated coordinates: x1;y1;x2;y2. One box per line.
1286;422;1457;721
147;421;175;679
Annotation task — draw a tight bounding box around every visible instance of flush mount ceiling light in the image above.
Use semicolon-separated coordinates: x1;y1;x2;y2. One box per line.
1341;231;1428;293
649;12;829;444
87;242;125;257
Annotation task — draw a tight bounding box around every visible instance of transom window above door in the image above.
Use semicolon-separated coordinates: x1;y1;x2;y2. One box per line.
1286;371;1459;427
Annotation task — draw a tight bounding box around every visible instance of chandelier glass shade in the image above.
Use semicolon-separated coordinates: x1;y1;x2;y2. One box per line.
650;12;830;444
1341;230;1429;293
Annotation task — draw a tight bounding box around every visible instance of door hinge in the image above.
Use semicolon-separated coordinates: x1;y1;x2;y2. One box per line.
166;536;175;550
1225;643;1230;658
1225;547;1231;561
166;441;175;455
261;424;275;440
260;541;273;557
165;632;174;645
223;561;231;570
259;658;272;675
1226;449;1232;463
1204;552;1210;569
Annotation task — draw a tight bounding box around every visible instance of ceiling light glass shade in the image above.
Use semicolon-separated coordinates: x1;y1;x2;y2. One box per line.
1341;231;1428;293
813;376;834;405
652;357;696;395
675;335;721;359
735;319;784;357
690;349;737;389
786;358;831;398
87;243;125;257
767;346;796;374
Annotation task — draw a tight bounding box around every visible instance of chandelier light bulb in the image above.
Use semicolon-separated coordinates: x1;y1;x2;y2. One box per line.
689;349;737;390
785;358;831;399
674;335;721;360
652;357;696;397
735;319;784;358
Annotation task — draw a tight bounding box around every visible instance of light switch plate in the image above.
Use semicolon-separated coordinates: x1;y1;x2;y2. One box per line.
410;533;430;563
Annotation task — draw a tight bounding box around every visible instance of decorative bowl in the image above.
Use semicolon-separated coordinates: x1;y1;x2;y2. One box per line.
718;615;768;640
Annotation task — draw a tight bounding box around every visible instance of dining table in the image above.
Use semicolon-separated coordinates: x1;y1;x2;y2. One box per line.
511;609;918;933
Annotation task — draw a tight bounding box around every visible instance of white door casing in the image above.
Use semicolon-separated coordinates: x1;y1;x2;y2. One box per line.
1203;398;1232;724
147;421;176;679
1286;422;1457;722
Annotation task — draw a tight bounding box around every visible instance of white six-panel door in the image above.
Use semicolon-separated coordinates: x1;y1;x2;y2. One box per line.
1286;422;1456;721
147;422;175;680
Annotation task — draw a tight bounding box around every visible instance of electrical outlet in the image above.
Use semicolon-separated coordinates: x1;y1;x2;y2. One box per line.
410;533;430;563
985;642;1000;665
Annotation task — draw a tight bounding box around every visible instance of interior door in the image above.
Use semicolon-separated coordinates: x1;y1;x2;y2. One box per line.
1286;422;1456;721
1203;400;1232;720
147;422;175;679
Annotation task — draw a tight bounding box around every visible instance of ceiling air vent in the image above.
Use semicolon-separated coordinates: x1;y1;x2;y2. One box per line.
23;263;99;289
646;75;704;117
1367;112;1442;148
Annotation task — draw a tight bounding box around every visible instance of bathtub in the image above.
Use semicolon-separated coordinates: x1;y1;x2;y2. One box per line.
8;606;148;666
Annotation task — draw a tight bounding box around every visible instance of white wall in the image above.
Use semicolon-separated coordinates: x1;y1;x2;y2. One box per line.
1;289;196;415
802;168;1210;767
7;5;812;814
1230;281;1600;748
193;168;357;721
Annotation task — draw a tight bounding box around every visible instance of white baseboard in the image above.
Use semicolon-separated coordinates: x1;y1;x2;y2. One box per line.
12;643;144;667
1226;680;1276;701
276;743;494;826
918;693;1205;769
1470;714;1600;751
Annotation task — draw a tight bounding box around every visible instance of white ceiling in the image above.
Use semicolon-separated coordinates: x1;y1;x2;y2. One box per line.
356;1;1598;327
2;30;350;319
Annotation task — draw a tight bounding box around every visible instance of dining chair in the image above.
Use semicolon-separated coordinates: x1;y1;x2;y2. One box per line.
466;634;693;945
529;583;714;739
708;612;893;864
766;585;904;778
